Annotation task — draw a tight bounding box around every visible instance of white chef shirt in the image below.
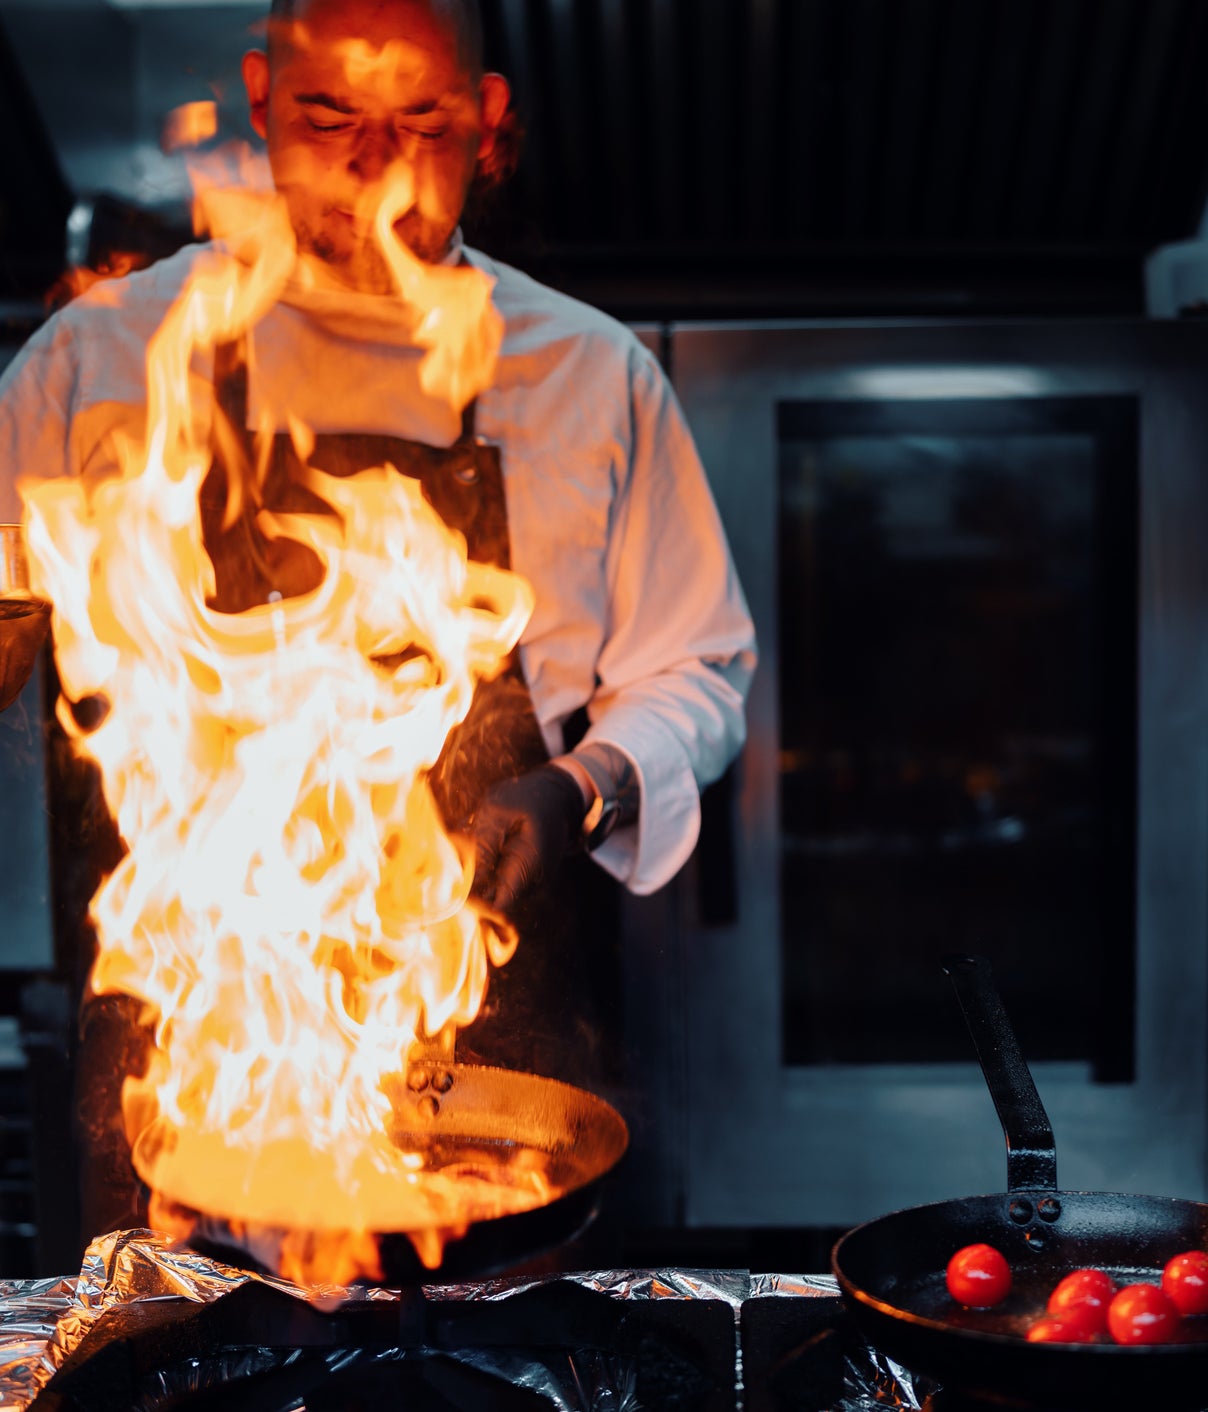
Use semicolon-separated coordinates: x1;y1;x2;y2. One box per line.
0;243;756;895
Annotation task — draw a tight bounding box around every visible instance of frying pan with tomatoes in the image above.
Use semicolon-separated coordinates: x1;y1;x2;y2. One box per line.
831;954;1208;1410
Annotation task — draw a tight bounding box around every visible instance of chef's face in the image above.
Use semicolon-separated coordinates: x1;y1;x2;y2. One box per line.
243;0;509;290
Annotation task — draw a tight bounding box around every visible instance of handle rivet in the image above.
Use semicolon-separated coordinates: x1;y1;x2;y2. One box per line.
1008;1198;1033;1224
1037;1197;1062;1222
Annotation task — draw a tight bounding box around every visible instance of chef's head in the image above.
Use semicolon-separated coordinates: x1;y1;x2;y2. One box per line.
243;0;512;289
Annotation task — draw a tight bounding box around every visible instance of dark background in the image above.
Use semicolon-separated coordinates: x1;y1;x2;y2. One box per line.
6;0;1208;319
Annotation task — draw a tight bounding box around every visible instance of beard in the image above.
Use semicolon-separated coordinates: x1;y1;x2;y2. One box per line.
305;226;395;294
294;205;452;293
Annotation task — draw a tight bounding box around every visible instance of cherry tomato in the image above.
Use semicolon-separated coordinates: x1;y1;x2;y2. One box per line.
1162;1251;1208;1317
1027;1315;1096;1344
1046;1267;1117;1337
946;1243;1012;1308
1106;1283;1179;1345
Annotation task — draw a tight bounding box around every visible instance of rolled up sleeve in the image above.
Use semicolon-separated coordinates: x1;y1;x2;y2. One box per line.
582;348;756;894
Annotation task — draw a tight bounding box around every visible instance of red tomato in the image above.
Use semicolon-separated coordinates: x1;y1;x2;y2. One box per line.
1046;1267;1117;1337
1162;1251;1208;1317
946;1243;1012;1308
1106;1283;1179;1345
1027;1315;1096;1344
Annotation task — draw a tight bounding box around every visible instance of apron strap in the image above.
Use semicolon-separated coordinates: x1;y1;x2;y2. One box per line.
212;339;250;447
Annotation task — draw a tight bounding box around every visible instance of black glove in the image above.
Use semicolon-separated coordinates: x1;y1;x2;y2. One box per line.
469;763;586;916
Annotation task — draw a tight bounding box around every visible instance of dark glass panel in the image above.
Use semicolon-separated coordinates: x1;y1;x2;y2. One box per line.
778;397;1137;1072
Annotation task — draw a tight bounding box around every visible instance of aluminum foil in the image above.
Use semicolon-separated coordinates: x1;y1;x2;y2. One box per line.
0;1274;78;1408
745;1272;934;1410
428;1266;754;1307
837;1344;934;1410
0;1229;254;1407
750;1272;839;1299
0;1232;932;1411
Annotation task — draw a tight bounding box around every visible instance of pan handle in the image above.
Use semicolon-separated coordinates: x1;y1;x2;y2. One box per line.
941;954;1058;1193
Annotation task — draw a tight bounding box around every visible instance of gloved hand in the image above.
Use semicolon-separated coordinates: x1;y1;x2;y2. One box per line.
469;762;587;917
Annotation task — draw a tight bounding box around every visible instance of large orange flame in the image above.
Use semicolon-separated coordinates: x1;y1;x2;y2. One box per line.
20;155;537;1281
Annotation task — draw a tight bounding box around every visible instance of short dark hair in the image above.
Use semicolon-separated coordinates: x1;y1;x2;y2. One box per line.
267;0;484;79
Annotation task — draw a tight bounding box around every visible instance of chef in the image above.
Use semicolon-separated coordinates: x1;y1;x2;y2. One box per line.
0;0;756;1245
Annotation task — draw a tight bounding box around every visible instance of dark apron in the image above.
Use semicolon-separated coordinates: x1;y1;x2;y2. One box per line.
61;339;617;1245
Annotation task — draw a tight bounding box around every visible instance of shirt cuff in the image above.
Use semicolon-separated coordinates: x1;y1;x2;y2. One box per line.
580;708;701;895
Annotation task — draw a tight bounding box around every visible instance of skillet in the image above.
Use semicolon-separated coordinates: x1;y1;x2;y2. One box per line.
831;954;1208;1409
136;1059;629;1285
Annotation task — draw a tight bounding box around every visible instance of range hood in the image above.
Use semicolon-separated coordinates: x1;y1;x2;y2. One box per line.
5;0;1208;318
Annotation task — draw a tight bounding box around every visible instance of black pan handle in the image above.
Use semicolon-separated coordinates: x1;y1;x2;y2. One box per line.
941;953;1058;1193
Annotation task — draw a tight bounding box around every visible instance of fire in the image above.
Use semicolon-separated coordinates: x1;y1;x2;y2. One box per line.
161;100;220;154
19;142;539;1281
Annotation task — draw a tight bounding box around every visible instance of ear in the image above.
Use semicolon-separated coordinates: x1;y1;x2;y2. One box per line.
477;72;511;158
242;49;270;140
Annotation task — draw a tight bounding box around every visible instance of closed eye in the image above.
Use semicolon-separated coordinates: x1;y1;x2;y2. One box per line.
398;121;450;143
306;116;357;135
296;92;360;134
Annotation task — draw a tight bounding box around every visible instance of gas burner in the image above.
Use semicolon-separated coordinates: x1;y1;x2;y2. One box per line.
29;1275;741;1412
10;1245;1197;1412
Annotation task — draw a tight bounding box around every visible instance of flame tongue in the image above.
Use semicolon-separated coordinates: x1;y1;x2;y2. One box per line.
20;173;537;1281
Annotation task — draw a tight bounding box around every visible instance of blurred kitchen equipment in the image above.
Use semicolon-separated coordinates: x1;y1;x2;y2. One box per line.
653;318;1208;1236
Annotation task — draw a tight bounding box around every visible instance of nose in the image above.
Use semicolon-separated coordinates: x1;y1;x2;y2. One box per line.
349;122;401;182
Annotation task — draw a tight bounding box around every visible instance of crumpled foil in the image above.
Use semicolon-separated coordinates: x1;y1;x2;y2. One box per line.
837;1344;933;1410
0;1232;932;1411
750;1272;840;1299
0;1274;78;1407
745;1272;934;1411
0;1231;251;1407
429;1265;754;1307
